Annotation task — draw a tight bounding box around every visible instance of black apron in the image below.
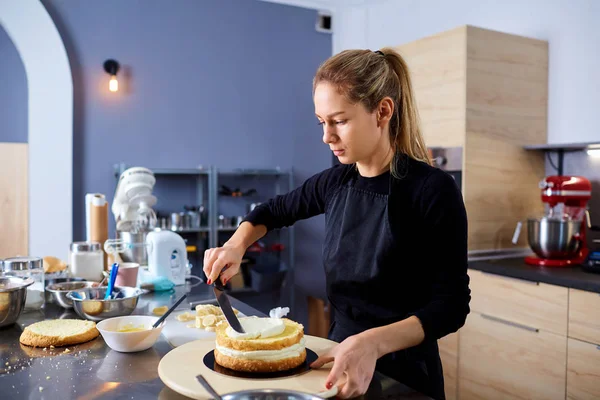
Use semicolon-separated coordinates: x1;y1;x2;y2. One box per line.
323;172;446;400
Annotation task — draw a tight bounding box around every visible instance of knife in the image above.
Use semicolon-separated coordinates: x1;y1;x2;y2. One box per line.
213;278;245;334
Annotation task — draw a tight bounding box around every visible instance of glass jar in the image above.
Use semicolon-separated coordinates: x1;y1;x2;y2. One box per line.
2;256;45;310
70;242;104;281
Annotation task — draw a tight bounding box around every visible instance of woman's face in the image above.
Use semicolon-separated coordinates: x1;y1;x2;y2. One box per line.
314;82;392;166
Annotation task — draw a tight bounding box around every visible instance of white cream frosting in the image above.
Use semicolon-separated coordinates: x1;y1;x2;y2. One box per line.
225;316;285;340
217;337;306;361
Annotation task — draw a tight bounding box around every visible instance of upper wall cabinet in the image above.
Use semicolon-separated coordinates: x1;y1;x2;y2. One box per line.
395;26;548;251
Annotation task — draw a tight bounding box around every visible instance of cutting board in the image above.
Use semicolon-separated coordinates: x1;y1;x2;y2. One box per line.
158;335;339;399
160;310;247;348
0;143;28;258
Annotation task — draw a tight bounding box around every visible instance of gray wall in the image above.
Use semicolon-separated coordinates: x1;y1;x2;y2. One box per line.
0;0;332;321
0;26;27;143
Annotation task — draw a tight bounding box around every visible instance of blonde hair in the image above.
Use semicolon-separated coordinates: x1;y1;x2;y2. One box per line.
313;48;432;177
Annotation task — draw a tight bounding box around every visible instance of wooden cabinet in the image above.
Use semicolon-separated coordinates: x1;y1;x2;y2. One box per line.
469;270;568;336
0;143;28;258
439;333;458;400
567;338;600;399
568;288;600;345
394;26;548;251
458;313;566;400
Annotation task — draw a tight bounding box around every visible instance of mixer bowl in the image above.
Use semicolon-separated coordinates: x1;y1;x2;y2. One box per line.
527;217;583;259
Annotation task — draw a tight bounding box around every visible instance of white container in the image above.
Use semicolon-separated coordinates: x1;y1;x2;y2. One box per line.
96;315;164;353
69;242;104;281
2;256;45;310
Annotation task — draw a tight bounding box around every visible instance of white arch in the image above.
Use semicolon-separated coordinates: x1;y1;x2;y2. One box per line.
0;0;73;260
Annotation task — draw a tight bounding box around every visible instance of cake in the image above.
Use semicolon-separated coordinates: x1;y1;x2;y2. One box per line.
214;316;306;373
20;319;100;348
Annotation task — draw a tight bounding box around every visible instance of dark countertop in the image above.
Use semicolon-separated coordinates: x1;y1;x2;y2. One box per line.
468;257;600;293
0;281;431;400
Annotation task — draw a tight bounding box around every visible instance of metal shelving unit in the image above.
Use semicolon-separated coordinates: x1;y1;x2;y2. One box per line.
113;163;295;312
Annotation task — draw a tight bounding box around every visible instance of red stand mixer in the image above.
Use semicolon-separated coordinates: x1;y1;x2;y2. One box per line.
523;176;592;267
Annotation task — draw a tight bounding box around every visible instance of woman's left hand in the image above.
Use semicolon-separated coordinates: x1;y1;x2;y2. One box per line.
310;334;379;399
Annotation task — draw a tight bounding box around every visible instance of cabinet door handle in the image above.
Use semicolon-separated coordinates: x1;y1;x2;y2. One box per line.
481;272;539;286
480;313;539;333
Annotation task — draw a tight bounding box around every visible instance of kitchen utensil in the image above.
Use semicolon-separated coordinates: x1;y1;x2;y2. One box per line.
96;315;165;353
196;375;223;400
157;335;338;400
46;281;97;309
105;263;119;299
43;277;86;302
213;280;245;333
0;276;34;328
113;230;150;265
67;286;145;321
527;217;583;259
516;175;593;267
146;230;189;286
2;256;45;310
152;293;187;328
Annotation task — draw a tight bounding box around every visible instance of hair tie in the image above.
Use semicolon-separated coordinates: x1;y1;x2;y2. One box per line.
374;50;384;56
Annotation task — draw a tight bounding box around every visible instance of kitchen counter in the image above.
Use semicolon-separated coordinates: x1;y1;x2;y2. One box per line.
0;282;430;400
469;256;600;293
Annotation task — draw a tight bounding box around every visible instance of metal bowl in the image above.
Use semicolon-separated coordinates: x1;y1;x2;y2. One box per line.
221;390;325;400
67;286;146;322
46;281;97;309
0;276;34;328
527;217;583;259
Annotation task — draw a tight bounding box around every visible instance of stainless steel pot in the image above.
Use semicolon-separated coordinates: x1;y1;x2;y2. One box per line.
527;217;583;259
0;276;34;328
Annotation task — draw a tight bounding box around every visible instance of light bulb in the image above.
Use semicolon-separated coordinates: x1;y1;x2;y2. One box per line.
109;75;118;92
586;148;600;157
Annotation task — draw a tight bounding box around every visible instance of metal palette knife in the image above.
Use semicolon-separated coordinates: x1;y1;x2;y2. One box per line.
213;279;245;333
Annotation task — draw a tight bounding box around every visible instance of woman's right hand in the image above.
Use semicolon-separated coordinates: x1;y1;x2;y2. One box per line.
203;243;245;285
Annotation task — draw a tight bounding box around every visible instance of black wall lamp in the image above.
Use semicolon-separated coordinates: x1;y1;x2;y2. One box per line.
103;59;120;92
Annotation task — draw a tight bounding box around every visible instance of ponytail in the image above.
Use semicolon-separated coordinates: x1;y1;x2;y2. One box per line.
379;48;432;175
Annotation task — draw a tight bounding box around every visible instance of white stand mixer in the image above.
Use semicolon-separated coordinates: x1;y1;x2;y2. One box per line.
112;167;158;232
107;167;189;286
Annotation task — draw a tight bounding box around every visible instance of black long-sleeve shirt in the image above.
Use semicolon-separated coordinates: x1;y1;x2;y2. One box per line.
244;156;471;341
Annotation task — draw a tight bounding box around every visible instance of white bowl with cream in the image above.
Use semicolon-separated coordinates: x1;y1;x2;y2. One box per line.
96;315;164;353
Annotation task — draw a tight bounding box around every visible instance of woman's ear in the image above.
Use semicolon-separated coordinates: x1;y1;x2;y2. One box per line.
377;97;394;126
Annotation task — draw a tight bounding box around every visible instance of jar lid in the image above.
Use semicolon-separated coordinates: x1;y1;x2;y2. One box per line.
70;241;101;252
2;256;43;271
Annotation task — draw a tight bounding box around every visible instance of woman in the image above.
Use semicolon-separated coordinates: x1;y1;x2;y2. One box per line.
203;48;471;400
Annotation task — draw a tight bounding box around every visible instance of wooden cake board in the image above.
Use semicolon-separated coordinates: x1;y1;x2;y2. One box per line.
158;335;339;399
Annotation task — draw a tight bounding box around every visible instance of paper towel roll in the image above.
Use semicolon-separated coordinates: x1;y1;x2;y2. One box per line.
86;193;109;270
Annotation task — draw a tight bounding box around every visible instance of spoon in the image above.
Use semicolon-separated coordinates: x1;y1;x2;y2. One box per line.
195;374;222;400
104;263;119;300
152;293;187;329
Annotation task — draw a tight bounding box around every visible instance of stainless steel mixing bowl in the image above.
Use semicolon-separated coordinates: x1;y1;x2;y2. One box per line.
67;286;145;322
0;276;34;328
46;281;97;309
527;217;583;259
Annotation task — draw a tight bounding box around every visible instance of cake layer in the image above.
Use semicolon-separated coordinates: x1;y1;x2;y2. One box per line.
216;337;306;361
214;348;307;373
215;318;304;352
